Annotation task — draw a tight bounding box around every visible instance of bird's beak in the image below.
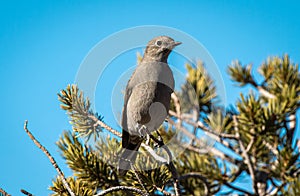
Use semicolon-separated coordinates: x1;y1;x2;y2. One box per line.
168;41;182;49
173;41;182;46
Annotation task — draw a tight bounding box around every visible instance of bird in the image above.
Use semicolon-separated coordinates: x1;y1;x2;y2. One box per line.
118;36;181;175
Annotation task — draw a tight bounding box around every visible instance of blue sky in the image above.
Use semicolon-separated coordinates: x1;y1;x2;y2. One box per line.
0;0;300;195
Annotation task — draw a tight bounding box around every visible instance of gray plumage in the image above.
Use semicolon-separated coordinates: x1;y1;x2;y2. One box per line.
118;36;181;175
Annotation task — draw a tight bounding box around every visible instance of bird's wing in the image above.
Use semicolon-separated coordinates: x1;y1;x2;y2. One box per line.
121;69;137;148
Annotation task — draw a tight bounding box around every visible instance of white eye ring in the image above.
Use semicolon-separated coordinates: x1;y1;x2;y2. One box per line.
156;40;162;46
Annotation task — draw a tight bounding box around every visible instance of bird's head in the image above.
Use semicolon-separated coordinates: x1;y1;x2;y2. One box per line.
143;36;181;62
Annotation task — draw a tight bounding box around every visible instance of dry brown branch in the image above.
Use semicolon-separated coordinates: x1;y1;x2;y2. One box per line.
23;120;75;196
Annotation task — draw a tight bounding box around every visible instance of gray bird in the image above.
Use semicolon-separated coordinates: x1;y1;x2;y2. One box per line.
119;36;181;175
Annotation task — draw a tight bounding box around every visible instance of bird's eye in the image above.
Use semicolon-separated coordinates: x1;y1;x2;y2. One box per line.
156;40;162;46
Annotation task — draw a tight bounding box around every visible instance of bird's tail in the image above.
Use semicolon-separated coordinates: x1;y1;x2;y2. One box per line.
118;140;142;176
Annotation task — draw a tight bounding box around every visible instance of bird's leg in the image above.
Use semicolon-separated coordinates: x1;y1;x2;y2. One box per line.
155;130;163;142
152;130;163;148
137;124;148;139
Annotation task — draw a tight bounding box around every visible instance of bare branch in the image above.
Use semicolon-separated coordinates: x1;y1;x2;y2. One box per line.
182;142;241;165
246;137;254;153
167;117;240;156
89;115;122;137
94;186;148;196
256;86;276;99
233;116;258;195
169;111;237;139
23;120;75;196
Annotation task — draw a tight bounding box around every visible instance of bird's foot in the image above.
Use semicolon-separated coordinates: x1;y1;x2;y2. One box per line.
137;124;148;138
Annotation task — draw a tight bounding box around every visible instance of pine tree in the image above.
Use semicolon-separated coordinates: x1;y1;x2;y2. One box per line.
12;54;299;196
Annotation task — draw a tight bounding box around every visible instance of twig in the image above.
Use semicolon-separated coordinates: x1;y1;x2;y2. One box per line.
169;111;237;139
167;117;240;156
20;189;33;196
184;143;241;165
94;186;147;196
245;137;254;153
256;86;276;99
23;120;75;196
0;188;11;196
178;172;210;196
90;115;122;137
233;116;258;195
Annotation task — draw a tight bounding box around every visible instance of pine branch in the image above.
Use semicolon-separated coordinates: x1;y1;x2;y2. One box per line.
23;121;75;196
